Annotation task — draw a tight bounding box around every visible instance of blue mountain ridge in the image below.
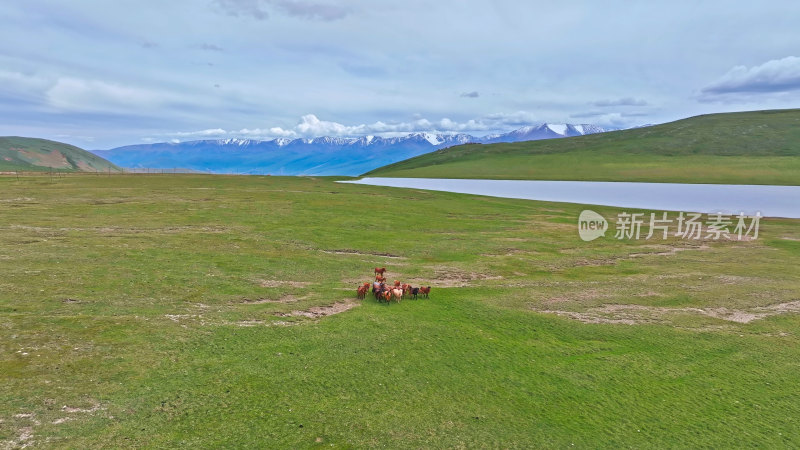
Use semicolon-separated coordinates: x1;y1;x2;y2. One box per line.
92;123;613;176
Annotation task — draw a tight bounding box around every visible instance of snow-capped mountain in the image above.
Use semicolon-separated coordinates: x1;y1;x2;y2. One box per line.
92;123;613;176
482;123;608;143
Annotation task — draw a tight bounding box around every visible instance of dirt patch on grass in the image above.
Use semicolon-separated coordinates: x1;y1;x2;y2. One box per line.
275;300;359;319
321;249;406;258
569;244;712;267
76;161;95;171
535;300;800;325
240;294;305;304
258;279;312;288
4;401;104;448
544;289;608;304
406;267;503;288
6;224;232;235
635;291;665;298
481;248;529;257
716;275;761;284
628;244;710;258
19;149;71;169
5;425;35;448
164;313;301;327
234;319;298;327
61;402;103;414
165;314;202;325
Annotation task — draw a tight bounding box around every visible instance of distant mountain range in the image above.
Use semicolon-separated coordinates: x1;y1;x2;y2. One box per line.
92;123;614;176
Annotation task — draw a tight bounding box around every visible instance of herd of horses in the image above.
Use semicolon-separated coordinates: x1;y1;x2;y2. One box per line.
355;267;431;304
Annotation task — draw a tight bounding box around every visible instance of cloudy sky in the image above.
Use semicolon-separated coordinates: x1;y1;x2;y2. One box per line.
1;0;800;148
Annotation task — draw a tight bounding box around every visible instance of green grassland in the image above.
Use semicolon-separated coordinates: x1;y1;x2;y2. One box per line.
365;109;800;185
0;137;119;173
2;174;800;447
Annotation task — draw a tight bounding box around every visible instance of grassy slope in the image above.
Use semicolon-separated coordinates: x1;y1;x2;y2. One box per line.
1;174;799;447
365;109;800;185
0;136;120;172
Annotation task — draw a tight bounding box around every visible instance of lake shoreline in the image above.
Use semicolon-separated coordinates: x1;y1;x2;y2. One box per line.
342;177;800;219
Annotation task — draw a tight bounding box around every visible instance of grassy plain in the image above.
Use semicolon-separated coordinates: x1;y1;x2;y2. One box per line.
2;174;799;447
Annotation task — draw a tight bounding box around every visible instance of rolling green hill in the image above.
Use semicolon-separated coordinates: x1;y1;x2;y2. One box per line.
0;136;120;172
364;109;800;185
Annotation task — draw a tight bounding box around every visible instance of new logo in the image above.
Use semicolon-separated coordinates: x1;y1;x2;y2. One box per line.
578;210;608;241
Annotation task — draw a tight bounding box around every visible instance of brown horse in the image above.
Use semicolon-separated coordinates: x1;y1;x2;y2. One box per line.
419;286;431;298
374;267;387;276
356;282;369;299
374;282;386;300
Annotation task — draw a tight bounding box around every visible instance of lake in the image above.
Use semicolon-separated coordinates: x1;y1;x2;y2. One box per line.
341;178;800;219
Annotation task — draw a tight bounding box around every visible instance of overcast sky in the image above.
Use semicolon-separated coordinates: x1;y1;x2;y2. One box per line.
2;0;800;148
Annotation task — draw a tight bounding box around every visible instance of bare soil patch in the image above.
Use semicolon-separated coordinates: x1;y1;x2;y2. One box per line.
19;149;71;169
716;275;761;284
405;267;503;288
258;279;312;288
275;300;359;319
534;300;800;325
233;319;299;327
240;294;305;304
627;244;710;258
6;224;232;235
61;402;103;414
544;289;608;304
568;244;712;268
4;401;104;448
321;249;406;258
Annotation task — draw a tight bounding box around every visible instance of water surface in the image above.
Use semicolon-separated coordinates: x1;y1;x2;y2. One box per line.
342;178;800;218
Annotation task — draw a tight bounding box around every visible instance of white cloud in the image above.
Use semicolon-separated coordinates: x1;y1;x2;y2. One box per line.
195;43;224;52
0;69;53;99
271;0;350;21
214;0;269;20
213;0;350;21
288;114;491;136
268;127;297;137
482;111;542;127
294;114;363;136
701;56;800;98
569;112;629;128
46;77;184;113
592;97;647;107
164;111;595;141
172;128;227;137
